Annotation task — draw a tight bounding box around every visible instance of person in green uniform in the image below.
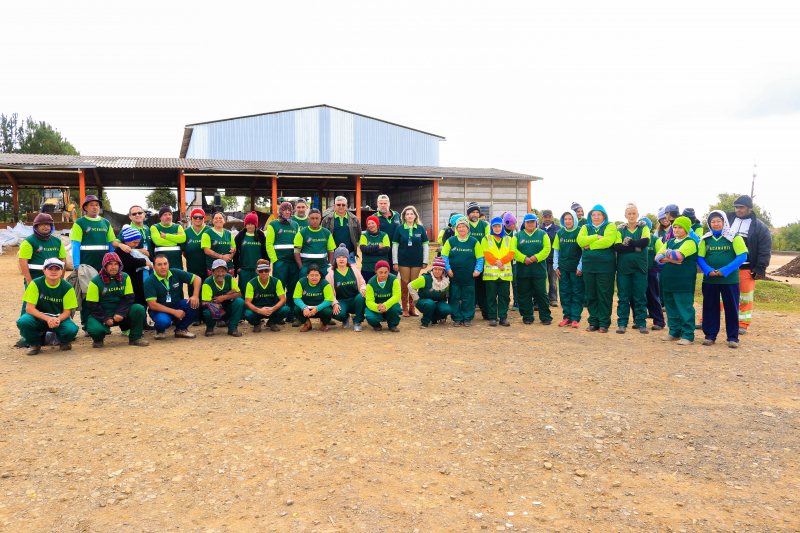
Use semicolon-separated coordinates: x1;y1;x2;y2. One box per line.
202;211;235;275
577;205;618;333
234;211;268;289
392;206;429;318
613;203;651;334
201;259;244;337
514;213;552;325
571;202;588;227
409;256;451;328
294;208;335;277
364;261;402;332
144;255;201;340
441;216;484;326
149;206;186;271
466;202;490;319
71;194;116;330
359;215;391;284
266;201;302;326
85;252;149;348
480;217;517;327
183;208;210;308
376;194;401;242
656;216;699;345
17;258;79;356
554;209;584;328
292;199;310;229
244;260;291;332
326;244;367;331
698;210;748;348
293;264;334;332
18;213;67;317
113;205;151;258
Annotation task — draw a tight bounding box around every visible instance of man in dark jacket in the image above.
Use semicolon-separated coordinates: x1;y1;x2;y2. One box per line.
540;210;560;306
727;195;772;334
322;196;362;264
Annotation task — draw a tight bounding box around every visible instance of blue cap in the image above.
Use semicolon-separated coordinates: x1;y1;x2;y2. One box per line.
523;213;538;223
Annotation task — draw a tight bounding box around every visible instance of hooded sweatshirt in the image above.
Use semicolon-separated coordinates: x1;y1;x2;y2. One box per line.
576;205;618;274
553;210;583;272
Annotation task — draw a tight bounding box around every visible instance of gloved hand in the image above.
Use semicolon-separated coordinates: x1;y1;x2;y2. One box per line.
622;237;633;246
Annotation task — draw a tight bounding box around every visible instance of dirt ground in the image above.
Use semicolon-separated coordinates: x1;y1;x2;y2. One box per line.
1;251;799;533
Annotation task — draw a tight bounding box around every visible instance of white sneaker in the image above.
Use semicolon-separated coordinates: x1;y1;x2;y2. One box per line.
342;316;351;329
353;322;362;332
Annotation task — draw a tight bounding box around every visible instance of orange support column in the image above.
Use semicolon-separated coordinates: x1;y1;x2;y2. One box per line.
432;179;439;239
354;175;361;224
178;171;186;221
271;175;278;219
78;169;86;217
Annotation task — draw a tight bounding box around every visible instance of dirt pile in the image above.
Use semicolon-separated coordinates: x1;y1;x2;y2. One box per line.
773;255;800;277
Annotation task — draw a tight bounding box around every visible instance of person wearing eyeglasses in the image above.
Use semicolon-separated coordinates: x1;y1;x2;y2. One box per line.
322;196;362;265
113;205;151;257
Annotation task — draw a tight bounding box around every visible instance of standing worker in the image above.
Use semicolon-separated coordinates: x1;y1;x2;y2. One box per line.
149;206;186;270
553;210;584;328
266;201;302;325
114;205;151;257
292;199;310;229
294;208;336;277
376;195;401;242
202;211;235;275
322;196;362;264
577;205;618;333
539;210;560;307
514;213;552;325
359;215;391;284
441;216;484;327
233;211;268;288
183;208;210;294
502;213;519;311
391;206;429;317
613;203;651;334
481;217;517;327
637;216;666;331
656;216;699;345
18;213;67;318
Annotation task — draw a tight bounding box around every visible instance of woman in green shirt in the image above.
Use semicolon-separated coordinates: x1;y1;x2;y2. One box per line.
359;215;390;283
656;217;699;345
202;211;235;275
391;206;429;318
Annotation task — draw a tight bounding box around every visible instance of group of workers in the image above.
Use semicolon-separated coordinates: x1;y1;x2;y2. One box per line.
15;192;771;354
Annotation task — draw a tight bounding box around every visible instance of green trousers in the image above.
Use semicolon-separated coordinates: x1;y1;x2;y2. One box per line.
294;305;333;325
664;291;695;341
365;304;402;328
517;276;552;322
559;270;585;323
332;295;366;324
450;283;476;322
203;297;244;331
17;314;79;346
485;279;511;319
87;303;146;342
244;305;291;325
475;276;488;319
272;260;300;313
616;271;648;328
238;269;257;290
416;298;452;325
584;272;615;328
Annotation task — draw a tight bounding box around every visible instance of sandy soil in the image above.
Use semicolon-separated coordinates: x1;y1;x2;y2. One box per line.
1;251;799;533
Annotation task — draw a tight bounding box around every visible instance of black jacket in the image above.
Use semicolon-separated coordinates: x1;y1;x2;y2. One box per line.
726;212;772;276
233;229;269;272
540;223;560;263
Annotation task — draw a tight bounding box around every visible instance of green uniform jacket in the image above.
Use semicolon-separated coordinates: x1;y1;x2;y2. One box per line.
365;274;401;311
657;238;698;293
151;223;186;269
514;228;550;278
577;223;617;274
265;219;301;263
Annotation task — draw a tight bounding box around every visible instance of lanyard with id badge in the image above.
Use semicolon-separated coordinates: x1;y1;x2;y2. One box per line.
161;278;172;303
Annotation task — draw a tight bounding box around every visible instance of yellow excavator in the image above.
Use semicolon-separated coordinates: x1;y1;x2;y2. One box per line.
38;187;76;222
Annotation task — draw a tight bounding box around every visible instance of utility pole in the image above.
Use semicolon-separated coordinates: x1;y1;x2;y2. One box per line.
751;161;757;198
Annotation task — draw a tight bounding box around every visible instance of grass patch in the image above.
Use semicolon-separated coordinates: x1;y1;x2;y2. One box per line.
693;274;800;314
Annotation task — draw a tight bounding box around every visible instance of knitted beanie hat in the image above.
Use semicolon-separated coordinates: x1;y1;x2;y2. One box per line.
190;208;205;219
570;202;582;212
502;212;516;227
244;211;259;227
431;256;446;270
672;216;691;234
455;216;469;229
333;243;350;260
159;205;172;218
366;215;380;228
375;260;390;271
466;202;480;215
120;225;141;242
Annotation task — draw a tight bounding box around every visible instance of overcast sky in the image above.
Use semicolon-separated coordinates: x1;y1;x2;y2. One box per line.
3;0;799;225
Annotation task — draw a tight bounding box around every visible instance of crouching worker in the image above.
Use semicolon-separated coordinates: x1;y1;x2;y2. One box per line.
244;259;291;332
326;244;367;331
410;256;451;328
365;260;402;332
17;258;79;356
144;254;201;340
85;252;149;348
294;264;334;332
202;259;244;337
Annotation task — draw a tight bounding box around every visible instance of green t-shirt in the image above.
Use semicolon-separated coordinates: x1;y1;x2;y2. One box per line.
409;273;449;301
19;234;67;272
151;223;186;270
293;277;332;307
358;231;390;273
294;227;335;268
615;225;650;275
658;238;698;293
392;223;429;267
333;266;359;300
514;228;550;278
201;228;235;270
238;233;263;270
23;277;78;316
378;210;401;242
468;219;489;241
201;273;240;301
699;235;747;285
245;276;285;307
554;227;582;272
441;235;482;286
265;219;300;262
183;226;210;276
143;268;195;308
71;216;115;271
86;273;133;315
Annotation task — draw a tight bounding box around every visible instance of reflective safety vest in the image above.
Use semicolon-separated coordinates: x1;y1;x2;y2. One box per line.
482;235;514;282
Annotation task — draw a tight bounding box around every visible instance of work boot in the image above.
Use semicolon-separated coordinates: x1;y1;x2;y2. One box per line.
92;340;104;348
59;342;72;351
129;338;150;347
651;324;664;331
462;320;471;327
702;339;715;346
301;320;312;332
401;282;410;317
154;332;166;340
489;319;498;327
353;323;363;332
26;345;41;356
598;327;608;333
550;301;558;307
408;301;419;317
638;327;649;334
677;338;693;345
252;323;262;333
420;322;429;328
227;329;242;337
586;325;599;332
341;316;351;329
191;318;201;327
388;326;400;332
616;327;626;334
269;324;280;332
205;329;215;337
320;324;330;332
175;330;196;339
727;341;739;349
541;320;552;325
143;323;155;331
662;334;680;341
738;327;747;335
523;318;533;325
452;321;462;327
372;325;383;331
499;318;510;327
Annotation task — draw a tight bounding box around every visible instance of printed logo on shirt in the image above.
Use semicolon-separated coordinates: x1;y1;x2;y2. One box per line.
38;294;63;303
172;283;180;288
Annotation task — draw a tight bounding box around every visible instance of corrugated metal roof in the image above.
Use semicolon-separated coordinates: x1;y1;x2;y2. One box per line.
0;153;542;181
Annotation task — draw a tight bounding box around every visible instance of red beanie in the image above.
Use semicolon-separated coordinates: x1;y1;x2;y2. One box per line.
190;208;205;219
244;211;259;226
375;260;390;271
366;215;380;228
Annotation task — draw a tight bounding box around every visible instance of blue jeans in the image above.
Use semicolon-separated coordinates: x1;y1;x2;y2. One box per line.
149;299;197;333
